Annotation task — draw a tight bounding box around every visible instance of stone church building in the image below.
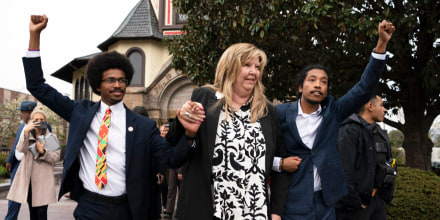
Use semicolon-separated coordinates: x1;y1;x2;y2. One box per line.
52;0;193;126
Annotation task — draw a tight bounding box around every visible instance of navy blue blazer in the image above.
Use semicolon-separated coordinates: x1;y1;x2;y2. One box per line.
6;123;25;180
276;56;388;218
23;57;192;219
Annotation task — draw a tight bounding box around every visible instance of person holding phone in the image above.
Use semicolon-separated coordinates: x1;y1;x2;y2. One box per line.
5;100;37;220
7;110;61;220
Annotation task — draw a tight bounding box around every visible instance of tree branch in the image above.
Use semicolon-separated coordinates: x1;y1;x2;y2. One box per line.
384;118;404;131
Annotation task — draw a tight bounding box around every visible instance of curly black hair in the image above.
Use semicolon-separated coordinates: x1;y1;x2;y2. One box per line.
86;51;134;95
296;64;332;99
132;106;149;117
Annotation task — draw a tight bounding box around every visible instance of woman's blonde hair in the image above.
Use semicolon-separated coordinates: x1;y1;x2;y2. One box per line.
206;43;268;123
30;109;47;121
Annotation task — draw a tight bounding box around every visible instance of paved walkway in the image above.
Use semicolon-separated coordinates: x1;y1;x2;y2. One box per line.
0;196;77;219
0;164;77;219
0;162;176;219
0;197;174;219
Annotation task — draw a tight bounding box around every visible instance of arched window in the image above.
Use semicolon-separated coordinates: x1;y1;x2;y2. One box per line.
84;78;90;100
74;79;80;101
74;77;91;101
79;77;84;100
127;48;145;87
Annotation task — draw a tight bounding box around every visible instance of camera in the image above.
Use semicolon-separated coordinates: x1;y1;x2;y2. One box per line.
36;121;48;129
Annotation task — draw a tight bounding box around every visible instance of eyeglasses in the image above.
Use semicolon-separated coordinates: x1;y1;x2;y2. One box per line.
101;78;128;85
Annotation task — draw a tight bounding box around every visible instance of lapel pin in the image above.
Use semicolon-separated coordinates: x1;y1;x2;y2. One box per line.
128;126;134;132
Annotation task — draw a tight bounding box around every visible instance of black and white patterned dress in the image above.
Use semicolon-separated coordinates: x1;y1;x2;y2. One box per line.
212;104;267;220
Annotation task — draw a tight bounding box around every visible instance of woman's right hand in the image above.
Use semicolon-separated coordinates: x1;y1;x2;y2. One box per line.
24;120;40;134
179;101;205;124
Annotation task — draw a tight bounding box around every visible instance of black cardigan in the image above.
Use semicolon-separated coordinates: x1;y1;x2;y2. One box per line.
166;87;291;220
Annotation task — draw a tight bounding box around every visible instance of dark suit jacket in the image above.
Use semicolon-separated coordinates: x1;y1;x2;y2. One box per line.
276;56;388;218
6;123;25;181
167;87;291;220
23;57;192;219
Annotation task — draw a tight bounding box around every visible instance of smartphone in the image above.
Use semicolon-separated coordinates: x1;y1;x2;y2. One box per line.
36;121;48;129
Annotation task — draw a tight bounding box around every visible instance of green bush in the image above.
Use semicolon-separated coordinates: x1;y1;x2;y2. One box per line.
433;168;440;177
391;146;405;166
0;165;8;178
0;152;11;178
0;152;8;166
387;166;440;219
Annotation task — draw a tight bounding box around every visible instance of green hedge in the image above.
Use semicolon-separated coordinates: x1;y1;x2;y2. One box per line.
0;165;7;178
0;152;11;178
0;152;8;166
387;166;440;219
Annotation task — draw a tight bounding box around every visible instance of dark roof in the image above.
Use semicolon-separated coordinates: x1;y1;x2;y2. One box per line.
51;53;98;83
98;0;163;51
52;0;162;83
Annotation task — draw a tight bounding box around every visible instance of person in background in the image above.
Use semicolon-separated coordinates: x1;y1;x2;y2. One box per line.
158;124;169;215
167;43;295;220
163;123;184;218
5;100;37;220
275;20;395;220
160;124;169;139
23;14;199;219
164;163;183;218
7;110;61;220
336;94;396;220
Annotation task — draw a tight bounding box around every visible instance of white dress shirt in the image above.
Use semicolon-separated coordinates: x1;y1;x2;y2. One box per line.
296;100;323;192
14;128;25;161
79;101;127;196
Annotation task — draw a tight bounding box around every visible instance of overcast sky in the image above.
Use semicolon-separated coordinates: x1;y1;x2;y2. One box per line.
0;0;140;97
1;1;438;133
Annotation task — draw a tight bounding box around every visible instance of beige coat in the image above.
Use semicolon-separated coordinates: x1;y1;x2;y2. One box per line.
7;127;61;207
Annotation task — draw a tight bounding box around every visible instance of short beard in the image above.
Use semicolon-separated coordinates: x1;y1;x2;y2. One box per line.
304;97;321;106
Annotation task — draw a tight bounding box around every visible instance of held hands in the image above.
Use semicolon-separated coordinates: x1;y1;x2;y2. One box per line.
180;101;205;123
375;20;395;53
177;101;206;138
281;156;302;173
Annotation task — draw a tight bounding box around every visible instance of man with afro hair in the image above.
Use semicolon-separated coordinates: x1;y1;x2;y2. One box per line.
23;14;200;219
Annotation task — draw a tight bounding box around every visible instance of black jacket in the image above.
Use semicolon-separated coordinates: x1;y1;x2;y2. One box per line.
337;114;380;209
166;87;291;220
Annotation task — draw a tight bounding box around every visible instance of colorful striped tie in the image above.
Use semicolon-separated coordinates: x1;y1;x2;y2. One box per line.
95;107;111;189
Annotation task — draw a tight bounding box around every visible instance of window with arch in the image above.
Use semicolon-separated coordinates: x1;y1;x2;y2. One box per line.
74;76;91;101
127;48;145;87
84;78;90;99
80;77;84;99
74;79;80;101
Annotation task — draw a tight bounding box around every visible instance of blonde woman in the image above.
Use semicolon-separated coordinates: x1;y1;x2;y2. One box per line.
7;110;61;220
167;43;295;220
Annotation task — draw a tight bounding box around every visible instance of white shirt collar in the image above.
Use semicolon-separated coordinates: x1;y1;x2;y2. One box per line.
100;101;125;116
215;91;223;100
297;100;322;116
